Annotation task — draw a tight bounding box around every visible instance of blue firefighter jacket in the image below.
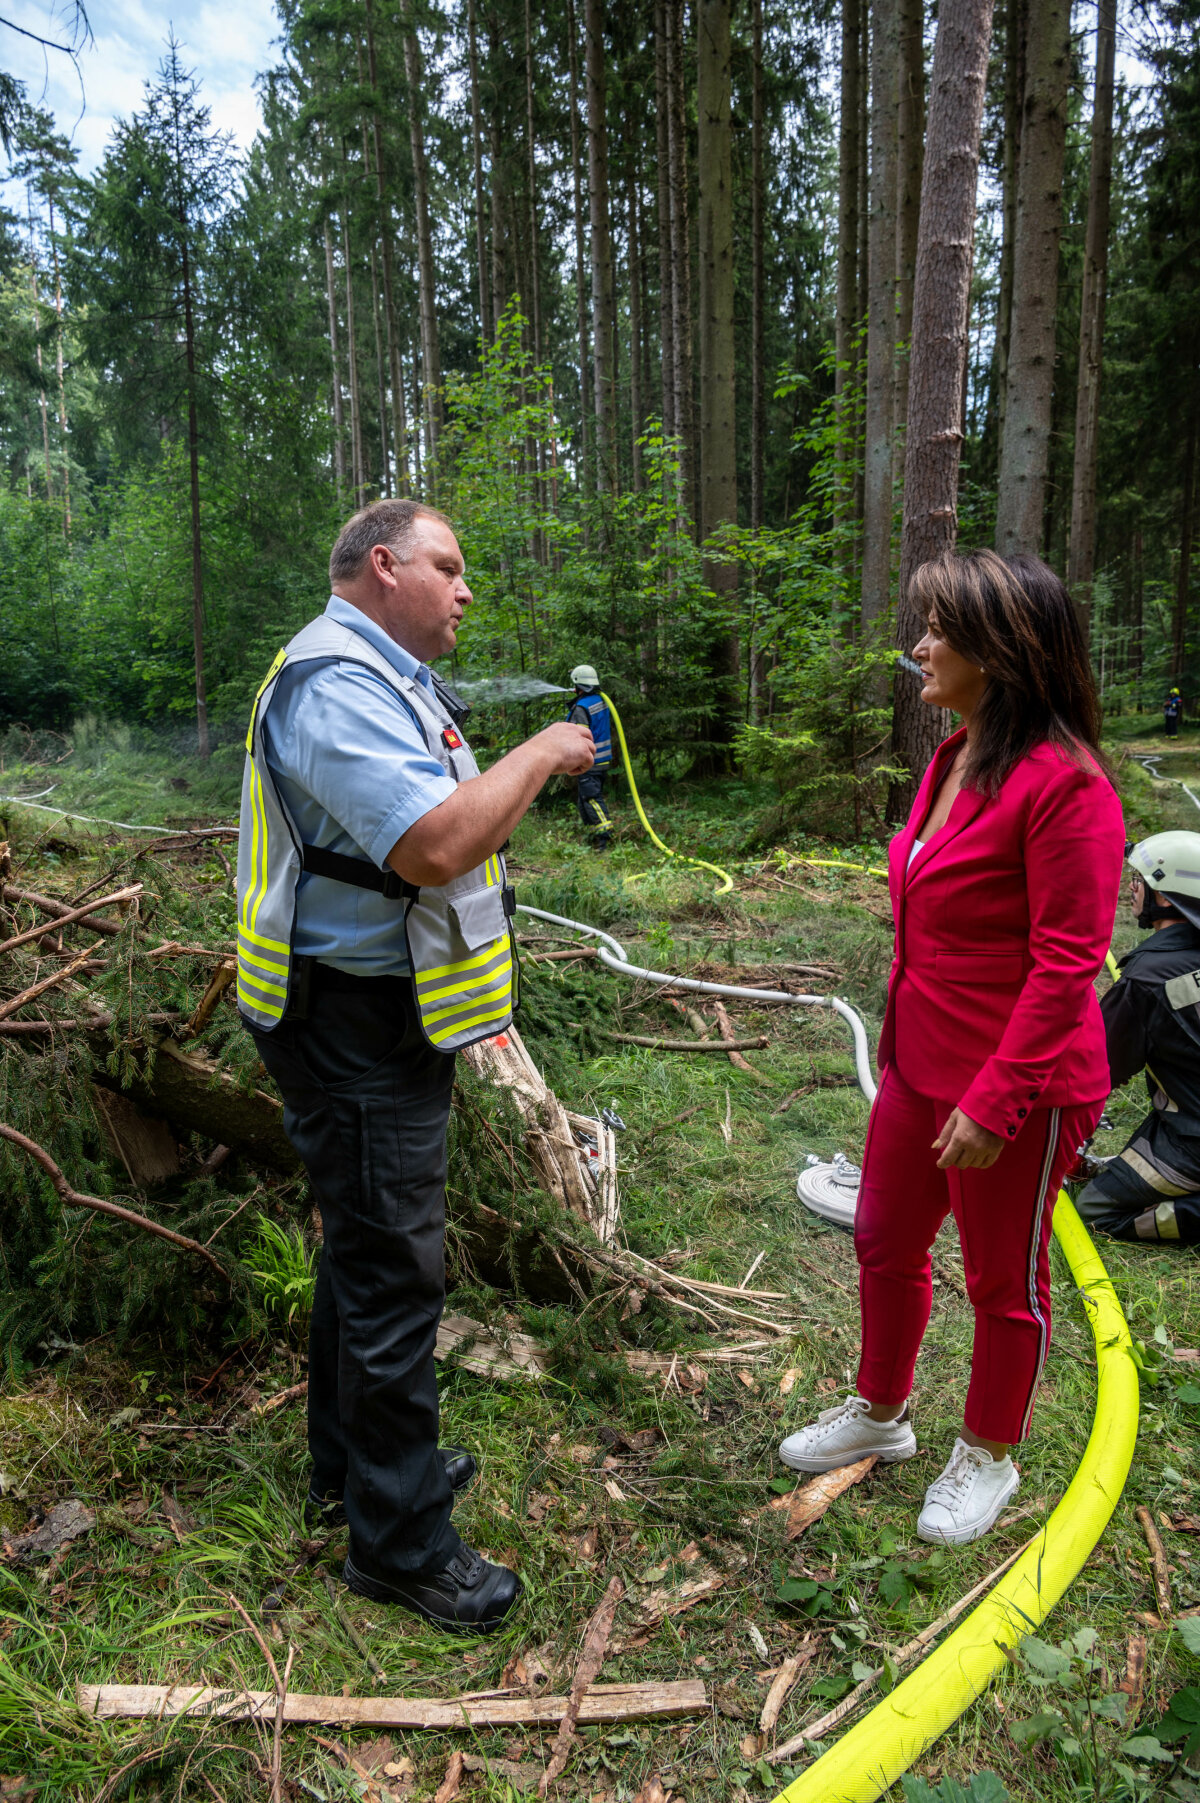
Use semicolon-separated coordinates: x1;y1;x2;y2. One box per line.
567;690;613;769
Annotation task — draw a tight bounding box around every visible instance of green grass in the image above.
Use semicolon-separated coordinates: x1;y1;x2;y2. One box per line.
0;733;1198;1800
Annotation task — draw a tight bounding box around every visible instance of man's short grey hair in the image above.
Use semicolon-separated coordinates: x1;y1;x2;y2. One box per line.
328;499;454;584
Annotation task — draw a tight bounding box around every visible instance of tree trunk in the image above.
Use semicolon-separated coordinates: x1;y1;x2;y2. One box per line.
585;0;617;495
368;242;391;494
566;0;592;492
835;0;862;553
861;0;899;635
627;160;644;490
524;0;542;362
404;17;442;478
178;224;209;760
993;0;1024;460
323;217;348;496
655;0;676;455
667;0;695;521
467;0;491;345
1175;390;1197;685
889;0;995;816
750;0;764;531
894;0;924;453
697;0;739;740
341;208;365;506
48;198;70;536
365;0;409;491
1066;0;1116;640
994;0;1069;557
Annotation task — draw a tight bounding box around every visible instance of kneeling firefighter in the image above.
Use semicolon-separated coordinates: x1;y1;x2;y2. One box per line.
567;664;613;848
1076;831;1200;1244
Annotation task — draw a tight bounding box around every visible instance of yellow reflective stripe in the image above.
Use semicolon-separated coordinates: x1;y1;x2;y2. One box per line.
236;965;288;1001
250;766;270;933
245;648;287;751
237;921;290;955
416;952;512;1008
427;997;514;1045
414;934;510;988
419;973;512;1029
238;942;289;978
237;980;285;1019
239;761;267;937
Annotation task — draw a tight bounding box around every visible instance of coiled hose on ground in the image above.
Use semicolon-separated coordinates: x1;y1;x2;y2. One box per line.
516;903;1139;1801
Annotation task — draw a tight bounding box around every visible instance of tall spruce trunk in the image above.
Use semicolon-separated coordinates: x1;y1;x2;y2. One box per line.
894;0;924;456
403;18;443;478
566;0;592;492
993;0;1025;457
994;0;1069;556
47;199;70;535
861;0;899;635
179;226;209;759
365;4;409;488
888;0;995;816
1175;390;1197;685
697;0;739;743
667;0;695;521
341;208;365;505
835;0;863;560
524;0;542;361
628;161;644;490
322;219;347;496
750;0;764;531
655;0;676;449
584;0;617;495
368;242;391;492
467;0;491;344
1066;0;1116;638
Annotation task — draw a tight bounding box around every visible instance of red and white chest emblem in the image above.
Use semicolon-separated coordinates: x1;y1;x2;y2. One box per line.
442;725;464;751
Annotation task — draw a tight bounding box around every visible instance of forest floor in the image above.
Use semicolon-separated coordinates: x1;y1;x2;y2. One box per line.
2;723;1200;1803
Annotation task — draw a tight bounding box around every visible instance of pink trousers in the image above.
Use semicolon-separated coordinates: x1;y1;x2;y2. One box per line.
853;1065;1099;1444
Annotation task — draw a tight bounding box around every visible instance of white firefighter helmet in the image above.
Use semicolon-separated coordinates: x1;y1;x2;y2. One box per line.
1128;831;1200;929
570;663;599;688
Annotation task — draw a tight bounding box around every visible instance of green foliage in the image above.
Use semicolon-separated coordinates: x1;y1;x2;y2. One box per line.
247;1215;317;1332
771;1559;838;1618
1010;1627;1163;1799
899;1775;1013;1803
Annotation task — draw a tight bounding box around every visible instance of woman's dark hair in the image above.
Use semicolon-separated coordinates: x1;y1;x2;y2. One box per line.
908;548;1112;797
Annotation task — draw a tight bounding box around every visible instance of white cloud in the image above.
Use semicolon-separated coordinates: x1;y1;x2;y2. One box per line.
1;0;279;176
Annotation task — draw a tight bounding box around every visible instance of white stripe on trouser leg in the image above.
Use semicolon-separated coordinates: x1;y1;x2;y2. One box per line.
1019;1107;1061;1441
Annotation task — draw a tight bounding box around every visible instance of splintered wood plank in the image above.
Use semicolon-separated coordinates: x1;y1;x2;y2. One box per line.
76;1678;708;1729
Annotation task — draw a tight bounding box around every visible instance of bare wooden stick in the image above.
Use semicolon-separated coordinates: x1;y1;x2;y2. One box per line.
766;1536;1035;1764
0;1122;230;1282
272;1645;295;1803
712;998;758;1074
538;1576;626;1795
759;1646;816;1738
603;1032;770;1053
76;1677;707;1729
1118;1632;1147;1724
0;885;141;958
1;882;124;937
185;958;237;1039
639;1104;701;1143
1137;1505;1173;1619
0;945;102;1023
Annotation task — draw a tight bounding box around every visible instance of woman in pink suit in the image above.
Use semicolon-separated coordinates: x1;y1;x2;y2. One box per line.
779;551;1124;1544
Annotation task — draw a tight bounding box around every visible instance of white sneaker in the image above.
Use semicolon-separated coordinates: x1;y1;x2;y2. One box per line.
779;1394;917;1474
917;1437;1019;1545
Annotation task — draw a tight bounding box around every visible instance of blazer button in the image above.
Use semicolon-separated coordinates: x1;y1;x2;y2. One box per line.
1018;1107;1027;1118
1007;1125;1016;1136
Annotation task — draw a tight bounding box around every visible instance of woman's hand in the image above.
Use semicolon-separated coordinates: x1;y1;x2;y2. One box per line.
933;1107;1006;1170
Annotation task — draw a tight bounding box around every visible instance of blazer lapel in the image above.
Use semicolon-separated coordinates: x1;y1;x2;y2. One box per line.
907;781;988;885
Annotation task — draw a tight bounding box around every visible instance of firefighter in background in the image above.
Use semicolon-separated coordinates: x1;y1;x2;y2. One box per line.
1076;831;1200;1244
566;665;613;848
1165;688;1183;737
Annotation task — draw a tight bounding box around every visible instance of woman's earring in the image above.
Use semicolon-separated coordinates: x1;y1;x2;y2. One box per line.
978;666;986;674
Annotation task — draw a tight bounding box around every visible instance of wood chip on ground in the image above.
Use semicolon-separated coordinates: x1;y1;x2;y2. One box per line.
537;1576;626;1795
785;1456;879;1538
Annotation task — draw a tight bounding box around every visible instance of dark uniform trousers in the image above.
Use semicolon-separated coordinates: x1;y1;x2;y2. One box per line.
247;964;461;1578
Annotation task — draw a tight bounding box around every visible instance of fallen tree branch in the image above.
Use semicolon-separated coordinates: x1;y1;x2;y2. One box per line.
0;944;102;1023
603;1033;770;1053
76;1677;707;1729
0;1123;231;1283
1137;1504;1173;1619
1;882;125;938
0;884;141;959
538;1576;626;1795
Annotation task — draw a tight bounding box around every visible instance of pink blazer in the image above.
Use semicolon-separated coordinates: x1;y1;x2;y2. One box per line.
878;727;1124;1142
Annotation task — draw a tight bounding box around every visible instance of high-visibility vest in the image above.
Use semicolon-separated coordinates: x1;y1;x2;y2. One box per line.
236;616;517;1051
567;690;612;768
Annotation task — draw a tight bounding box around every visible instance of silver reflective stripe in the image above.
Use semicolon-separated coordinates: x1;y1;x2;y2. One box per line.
1164;967;1200;1012
235;616;515;1048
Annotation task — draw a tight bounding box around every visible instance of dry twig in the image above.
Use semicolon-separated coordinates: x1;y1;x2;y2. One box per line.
538;1576;625;1794
603;1032;769;1054
1137;1505;1173;1618
0;1122;230;1281
0;884;141;959
0;944;101;1024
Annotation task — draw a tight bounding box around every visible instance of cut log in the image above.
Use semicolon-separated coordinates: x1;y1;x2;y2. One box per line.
76;1678;709;1729
92;1085;181;1185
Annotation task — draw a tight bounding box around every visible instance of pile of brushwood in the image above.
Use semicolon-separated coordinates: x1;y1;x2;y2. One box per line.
0;827;665;1364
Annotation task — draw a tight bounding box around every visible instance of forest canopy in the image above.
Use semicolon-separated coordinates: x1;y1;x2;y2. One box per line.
0;0;1196;809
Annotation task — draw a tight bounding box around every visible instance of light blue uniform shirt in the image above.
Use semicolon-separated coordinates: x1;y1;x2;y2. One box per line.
262;595;457;976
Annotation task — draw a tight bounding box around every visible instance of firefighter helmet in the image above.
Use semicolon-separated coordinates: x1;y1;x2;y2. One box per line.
1128;831;1200;930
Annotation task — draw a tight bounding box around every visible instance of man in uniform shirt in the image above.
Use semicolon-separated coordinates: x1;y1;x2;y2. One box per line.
1076;831;1200;1245
236;500;594;1632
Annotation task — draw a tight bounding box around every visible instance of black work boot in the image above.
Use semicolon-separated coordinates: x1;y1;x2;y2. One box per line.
342;1542;521;1634
304;1447;477;1532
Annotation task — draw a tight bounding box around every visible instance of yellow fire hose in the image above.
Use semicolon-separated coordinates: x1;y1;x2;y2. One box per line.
770;1190;1138;1802
601;693;735;895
